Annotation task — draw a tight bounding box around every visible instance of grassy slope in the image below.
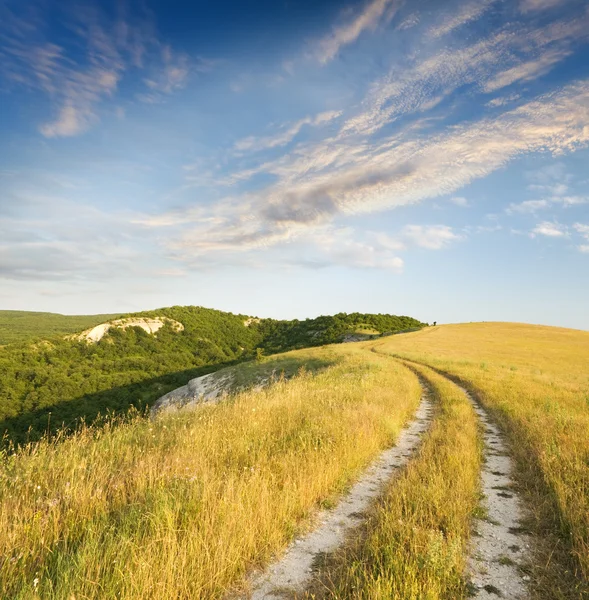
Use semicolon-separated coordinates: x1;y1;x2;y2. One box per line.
313;361;481;599
0;344;421;599
0;310;120;345
372;322;589;598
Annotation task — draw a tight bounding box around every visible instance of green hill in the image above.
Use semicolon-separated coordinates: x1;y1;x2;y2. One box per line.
0;310;120;345
0;306;426;444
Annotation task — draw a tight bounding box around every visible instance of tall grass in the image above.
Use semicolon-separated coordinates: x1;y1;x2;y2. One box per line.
0;346;420;599
311;361;481;599
374;323;589;598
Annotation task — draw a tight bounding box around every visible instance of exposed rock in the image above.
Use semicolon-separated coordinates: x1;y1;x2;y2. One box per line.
151;367;284;417
151;372;234;416
243;318;261;327
73;317;184;343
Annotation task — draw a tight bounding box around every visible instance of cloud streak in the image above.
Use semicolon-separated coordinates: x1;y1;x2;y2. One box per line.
140;74;589;269
234;110;342;153
313;0;403;64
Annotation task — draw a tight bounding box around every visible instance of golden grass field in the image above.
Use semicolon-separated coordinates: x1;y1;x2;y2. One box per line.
0;346;421;599
1;322;588;599
372;322;589;598
311;361;481;599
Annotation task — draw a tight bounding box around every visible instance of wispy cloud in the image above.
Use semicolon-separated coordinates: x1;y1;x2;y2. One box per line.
483;47;573;93
574;223;589;252
141;76;589;267
0;3;193;136
339;5;588;137
519;0;568;13
142;46;189;94
313;0;403;64
428;0;498;39
506;199;550;213
234;110;342;153
402;225;463;249
312;227;404;271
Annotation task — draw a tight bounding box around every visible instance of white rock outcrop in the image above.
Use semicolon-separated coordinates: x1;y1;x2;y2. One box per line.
151;372;234;416
75;317;184;343
243;317;261;327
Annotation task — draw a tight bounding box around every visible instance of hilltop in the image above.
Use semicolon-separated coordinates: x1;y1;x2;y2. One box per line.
0;305;425;443
0;310;120;345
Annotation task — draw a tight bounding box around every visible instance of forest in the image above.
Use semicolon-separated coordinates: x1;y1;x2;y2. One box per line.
0;306;426;444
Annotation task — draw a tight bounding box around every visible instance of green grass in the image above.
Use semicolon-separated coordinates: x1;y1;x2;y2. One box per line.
220;349;337;390
0;310;119;345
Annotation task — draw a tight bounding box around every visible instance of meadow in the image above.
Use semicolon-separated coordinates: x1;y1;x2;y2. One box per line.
373;323;589;598
0;321;587;599
0;345;421;599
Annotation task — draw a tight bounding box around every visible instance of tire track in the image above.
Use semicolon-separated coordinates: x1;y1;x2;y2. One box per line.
401;359;533;598
466;390;532;599
230;388;434;600
401;357;533;599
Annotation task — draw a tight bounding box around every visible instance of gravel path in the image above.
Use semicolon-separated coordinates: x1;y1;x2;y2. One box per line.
463;385;532;599
231;391;434;600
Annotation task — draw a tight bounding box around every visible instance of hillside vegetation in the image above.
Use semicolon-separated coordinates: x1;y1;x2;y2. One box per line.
0;306;425;443
373;322;589;597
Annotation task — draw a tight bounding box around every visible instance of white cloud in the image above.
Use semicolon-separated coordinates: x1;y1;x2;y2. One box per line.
314;228;404;270
139;44;196;101
39;105;95;138
339;7;589;137
554;195;589;206
143;77;589;266
483;48;573;93
428;0;498;39
487;94;522;108
532;221;567;237
574;222;589;253
313;0;403;64
402;225;462;249
450;196;469;207
506;199;550;214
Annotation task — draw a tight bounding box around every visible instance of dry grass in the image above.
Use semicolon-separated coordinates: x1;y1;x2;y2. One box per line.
373;322;589;598
310;361;481;599
0;345;421;599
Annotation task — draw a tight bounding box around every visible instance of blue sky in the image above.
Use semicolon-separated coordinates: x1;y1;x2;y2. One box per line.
1;0;588;328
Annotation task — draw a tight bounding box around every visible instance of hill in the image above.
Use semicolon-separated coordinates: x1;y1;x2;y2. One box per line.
1;322;586;599
0;310;120;345
0;306;425;443
371;322;589;597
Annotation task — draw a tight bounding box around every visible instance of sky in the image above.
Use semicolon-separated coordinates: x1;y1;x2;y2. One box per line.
0;0;588;329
